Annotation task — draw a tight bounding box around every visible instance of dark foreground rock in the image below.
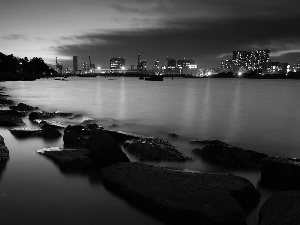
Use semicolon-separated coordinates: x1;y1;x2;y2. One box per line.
124;137;192;161
100;162;260;225
0;115;25;126
9;103;38;111
261;157;300;190
193;141;268;168
34;127;62;139
259;190;300;225
85;129;130;166
0;135;9;161
104;129;144;142
63;130;86;148
9;128;42;137
65;125;91;136
37;147;93;171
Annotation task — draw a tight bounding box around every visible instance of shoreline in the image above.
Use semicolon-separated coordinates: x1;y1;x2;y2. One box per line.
0;81;299;225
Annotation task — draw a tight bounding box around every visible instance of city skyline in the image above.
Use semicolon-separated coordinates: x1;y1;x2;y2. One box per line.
1;0;300;69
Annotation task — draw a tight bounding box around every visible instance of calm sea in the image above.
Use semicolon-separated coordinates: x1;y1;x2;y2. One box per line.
1;77;300;225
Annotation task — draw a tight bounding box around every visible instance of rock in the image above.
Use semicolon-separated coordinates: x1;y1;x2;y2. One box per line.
0;135;9;162
37;147;93;171
64;125;90;136
29;111;72;120
193;142;268;168
9;128;42;137
259;190;300;225
54;111;72;117
33;119;65;129
9;103;38;111
168;132;178;138
85;123;102;130
109;123;119;128
34;127;62;139
0;109;27;117
0;98;15;105
63;130;86;148
190;139;225;145
124;137;192;161
261;157;300;190
100;162;260;225
0;115;25;126
104;130;144;142
68;114;94;124
85;129;130;166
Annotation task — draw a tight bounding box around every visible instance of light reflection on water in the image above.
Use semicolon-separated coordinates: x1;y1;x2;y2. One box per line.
1;77;300;225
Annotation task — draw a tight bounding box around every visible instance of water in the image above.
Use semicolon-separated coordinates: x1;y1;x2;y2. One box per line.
1;77;300;225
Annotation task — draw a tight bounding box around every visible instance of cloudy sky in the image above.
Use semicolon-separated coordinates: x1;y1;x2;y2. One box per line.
1;0;300;69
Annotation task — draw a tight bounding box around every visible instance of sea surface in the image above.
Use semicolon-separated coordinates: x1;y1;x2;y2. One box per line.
1;77;300;225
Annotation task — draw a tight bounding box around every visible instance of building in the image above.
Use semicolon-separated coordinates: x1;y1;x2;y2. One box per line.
110;57;125;70
177;58;197;75
166;57;176;69
264;62;291;74
220;59;233;72
73;56;78;73
153;58;160;75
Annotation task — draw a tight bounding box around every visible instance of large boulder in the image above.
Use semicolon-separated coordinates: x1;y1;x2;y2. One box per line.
63;130;86;148
64;125;90;136
0;115;25;126
100;162;260;225
0;135;9;162
37;147;92;171
9;103;38;111
104;129;144;142
85;129;130;166
259;190;300;225
9;128;42;137
193;141;268;168
261;157;300;190
124;137;192;161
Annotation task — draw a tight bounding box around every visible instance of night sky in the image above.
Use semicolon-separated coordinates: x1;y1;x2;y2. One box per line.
1;0;300;69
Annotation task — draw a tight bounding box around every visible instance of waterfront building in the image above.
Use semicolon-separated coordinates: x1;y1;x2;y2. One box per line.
153;58;160;75
220;59;233;72
166;57;176;69
265;62;291;74
110;57;125;70
73;56;78;74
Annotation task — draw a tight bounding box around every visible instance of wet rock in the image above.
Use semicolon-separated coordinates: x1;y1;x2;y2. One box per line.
68;114;94;124
104;130;144;142
54;111;72;117
190;139;225;145
37;147;92;171
0;135;9;162
124;137;192;161
100;162;260;225
9;103;38;111
109;123;119;128
34;127;62;139
85;129;130;166
29;111;72;120
64;125;90;136
261;157;300;190
85;123;103;130
193;142;268;168
0;98;14;105
0;115;25;126
259;190;300;225
63;130;86;148
0;109;27;117
9;128;42;137
33;119;65;129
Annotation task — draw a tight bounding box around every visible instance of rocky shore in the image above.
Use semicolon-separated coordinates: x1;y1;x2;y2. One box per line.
1;85;300;225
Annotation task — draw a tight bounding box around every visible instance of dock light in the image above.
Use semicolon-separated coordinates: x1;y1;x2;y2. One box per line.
97;66;101;70
238;72;243;76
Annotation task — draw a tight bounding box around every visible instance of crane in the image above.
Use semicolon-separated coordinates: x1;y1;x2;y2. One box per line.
88;55;95;73
56;57;63;75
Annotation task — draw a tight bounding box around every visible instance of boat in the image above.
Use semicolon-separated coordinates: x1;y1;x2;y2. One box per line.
144;75;163;81
139;76;144;80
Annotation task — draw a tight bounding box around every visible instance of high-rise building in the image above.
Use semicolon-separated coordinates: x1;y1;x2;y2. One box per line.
153;58;160;75
166;57;176;69
110;57;125;70
73;56;78;73
177;58;196;69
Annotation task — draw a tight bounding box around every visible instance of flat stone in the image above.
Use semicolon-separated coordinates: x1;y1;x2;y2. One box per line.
9;103;38;111
193;142;268;168
0;135;9;162
124;137;192;161
33;119;65;129
100;162;260;225
0;115;25;126
261;157;300;190
259;190;300;225
104;129;144;142
85;129;130;166
37;147;93;171
9;128;42;137
29;111;72;120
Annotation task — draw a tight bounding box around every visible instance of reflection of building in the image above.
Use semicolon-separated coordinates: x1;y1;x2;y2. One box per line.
110;57;125;70
73;56;78;73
